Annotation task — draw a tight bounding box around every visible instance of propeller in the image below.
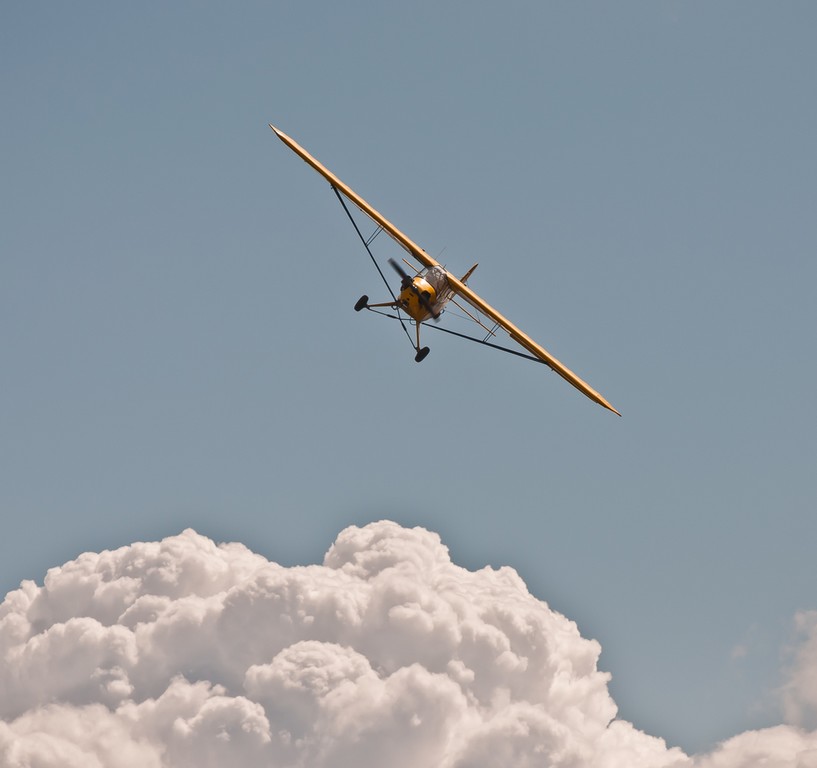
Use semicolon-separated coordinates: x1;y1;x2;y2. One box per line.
388;259;440;320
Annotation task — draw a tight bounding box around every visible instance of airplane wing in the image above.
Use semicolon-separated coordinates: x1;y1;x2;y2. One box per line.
441;274;621;415
270;124;620;416
270;124;439;271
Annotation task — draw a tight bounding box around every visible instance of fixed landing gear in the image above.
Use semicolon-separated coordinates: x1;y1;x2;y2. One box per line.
354;293;430;362
413;322;430;362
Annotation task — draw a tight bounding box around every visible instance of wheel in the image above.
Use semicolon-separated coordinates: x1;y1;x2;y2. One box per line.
414;346;430;363
354;295;368;312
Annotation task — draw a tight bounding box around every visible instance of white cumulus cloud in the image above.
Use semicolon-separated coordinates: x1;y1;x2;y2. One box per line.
0;521;815;767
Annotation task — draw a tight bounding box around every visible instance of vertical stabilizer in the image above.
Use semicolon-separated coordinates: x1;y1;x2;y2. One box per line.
460;263;479;283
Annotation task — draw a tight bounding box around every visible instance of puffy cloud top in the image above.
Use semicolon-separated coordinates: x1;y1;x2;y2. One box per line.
0;522;814;767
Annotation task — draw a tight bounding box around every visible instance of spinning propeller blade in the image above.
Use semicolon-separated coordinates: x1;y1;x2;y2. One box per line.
388;258;412;288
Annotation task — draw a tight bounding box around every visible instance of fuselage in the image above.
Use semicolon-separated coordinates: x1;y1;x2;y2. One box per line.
398;265;452;322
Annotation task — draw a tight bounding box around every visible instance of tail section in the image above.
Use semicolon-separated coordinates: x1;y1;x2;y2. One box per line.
460;263;478;283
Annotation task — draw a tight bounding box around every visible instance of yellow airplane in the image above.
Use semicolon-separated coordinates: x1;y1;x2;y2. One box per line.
270;124;620;416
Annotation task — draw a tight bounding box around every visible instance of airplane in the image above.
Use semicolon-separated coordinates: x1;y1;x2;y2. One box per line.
270;124;620;416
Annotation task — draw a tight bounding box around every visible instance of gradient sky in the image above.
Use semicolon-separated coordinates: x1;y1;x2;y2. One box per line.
2;2;816;755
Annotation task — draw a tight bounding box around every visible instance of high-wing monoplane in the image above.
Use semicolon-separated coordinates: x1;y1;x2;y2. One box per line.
270;124;620;416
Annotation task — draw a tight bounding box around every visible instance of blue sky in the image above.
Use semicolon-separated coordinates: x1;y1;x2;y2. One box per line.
2;1;816;754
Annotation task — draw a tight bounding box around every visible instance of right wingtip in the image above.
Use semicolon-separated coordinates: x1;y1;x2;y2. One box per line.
597;397;621;416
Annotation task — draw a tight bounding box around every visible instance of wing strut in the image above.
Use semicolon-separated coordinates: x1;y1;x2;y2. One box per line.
332;186;416;351
366;308;552;364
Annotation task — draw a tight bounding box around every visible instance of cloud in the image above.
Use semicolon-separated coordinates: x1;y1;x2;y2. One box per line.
0;521;814;767
691;726;817;768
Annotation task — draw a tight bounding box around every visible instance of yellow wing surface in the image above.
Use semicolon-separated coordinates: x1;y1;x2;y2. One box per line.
270;124;621;416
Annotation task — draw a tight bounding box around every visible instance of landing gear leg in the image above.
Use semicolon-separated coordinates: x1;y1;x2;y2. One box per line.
414;323;430;362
